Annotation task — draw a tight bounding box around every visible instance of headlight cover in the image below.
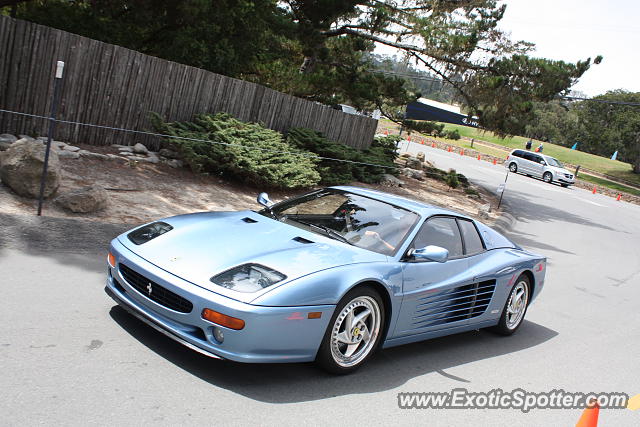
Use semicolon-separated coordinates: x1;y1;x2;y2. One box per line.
127;221;173;245
210;264;286;293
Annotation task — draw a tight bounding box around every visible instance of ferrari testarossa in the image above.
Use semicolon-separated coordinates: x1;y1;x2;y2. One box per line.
106;186;546;374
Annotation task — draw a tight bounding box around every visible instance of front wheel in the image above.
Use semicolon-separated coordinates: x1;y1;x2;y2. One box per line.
316;287;384;374
490;275;531;336
561;183;569;188
543;172;553;183
509;163;518;173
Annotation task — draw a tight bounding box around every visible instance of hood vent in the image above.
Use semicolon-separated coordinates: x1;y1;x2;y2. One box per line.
241;217;258;223
292;236;314;244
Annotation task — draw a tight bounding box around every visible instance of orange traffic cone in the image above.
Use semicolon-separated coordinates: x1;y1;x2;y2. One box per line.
384;130;388;135
460;149;464;156
477;154;481;160
493;158;497;165
448;146;452;152
575;401;599;427
432;142;436;148
592;186;597;194
616;193;622;201
407;135;411;142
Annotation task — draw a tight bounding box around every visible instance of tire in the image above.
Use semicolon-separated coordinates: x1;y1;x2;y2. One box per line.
490;274;531;336
316;287;385;374
508;162;518;173
561;183;569;188
543;172;553;183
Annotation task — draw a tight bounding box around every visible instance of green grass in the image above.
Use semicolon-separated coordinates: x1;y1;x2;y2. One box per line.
577;173;640;196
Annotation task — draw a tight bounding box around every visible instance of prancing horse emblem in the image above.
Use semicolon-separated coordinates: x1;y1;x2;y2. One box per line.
147;282;153;296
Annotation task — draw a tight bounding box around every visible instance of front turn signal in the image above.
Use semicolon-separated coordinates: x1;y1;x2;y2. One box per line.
107;252;116;268
202;309;245;330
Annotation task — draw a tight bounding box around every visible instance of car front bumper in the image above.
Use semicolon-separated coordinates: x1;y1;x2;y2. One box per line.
105;238;335;363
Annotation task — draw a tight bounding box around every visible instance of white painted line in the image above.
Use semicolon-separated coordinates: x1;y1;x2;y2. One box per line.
573;197;607;207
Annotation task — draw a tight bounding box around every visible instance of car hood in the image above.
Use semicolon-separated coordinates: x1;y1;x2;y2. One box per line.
117;211;386;303
549;165;571;175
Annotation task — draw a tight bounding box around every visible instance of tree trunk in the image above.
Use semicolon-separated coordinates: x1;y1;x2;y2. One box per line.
633;157;640;174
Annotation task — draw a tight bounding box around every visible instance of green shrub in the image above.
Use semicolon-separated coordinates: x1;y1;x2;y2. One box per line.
456;173;469;187
445;169;460;188
445;129;461;140
150;112;320;189
464;187;479;196
402;120;445;136
286;128;397;185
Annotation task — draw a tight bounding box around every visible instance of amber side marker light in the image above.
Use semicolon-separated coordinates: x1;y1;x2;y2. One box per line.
107;252;116;268
202;309;245;330
308;312;322;319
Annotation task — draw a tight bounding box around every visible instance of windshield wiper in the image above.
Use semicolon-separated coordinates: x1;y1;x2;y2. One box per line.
292;219;355;246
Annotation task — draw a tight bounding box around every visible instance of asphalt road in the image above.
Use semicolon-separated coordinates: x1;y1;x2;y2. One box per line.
2;143;639;426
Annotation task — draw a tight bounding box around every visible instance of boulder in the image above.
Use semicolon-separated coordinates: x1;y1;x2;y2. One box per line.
406;157;423;170
118;146;133;152
158;148;180;159
132;143;148;154
84;152;109;160
381;173;405;187
0;134;17;144
63;145;80;152
0;138;61;198
416;152;425;162
166;159;184;168
0;141;11;151
57;150;80;159
478;203;491;219
18;134;35;141
401;167;425;181
54;185;108;213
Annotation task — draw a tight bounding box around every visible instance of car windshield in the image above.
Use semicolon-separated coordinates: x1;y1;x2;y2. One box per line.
260;189;420;256
546;157;564;168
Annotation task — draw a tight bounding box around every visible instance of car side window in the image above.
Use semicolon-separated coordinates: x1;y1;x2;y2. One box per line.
458;219;485;255
523;152;537;162
412;217;463;258
512;150;523;158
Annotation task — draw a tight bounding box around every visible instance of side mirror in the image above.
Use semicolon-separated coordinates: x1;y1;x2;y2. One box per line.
409;245;449;263
257;192;273;208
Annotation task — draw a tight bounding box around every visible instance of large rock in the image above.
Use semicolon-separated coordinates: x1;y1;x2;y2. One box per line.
158;148;180;159
0;133;17;144
381;173;405;187
132;143;148;154
416;151;425;162
54;185;108;213
401;167;425;181
0;141;11;152
406;157;423;170
57;150;80;159
0;139;61;198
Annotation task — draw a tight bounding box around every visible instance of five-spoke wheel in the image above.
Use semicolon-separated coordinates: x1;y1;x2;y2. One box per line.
509;163;518;173
491;274;531;335
316;287;384;374
543;172;553;183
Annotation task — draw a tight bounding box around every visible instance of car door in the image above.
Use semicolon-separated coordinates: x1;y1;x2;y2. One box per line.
394;216;475;337
520;152;538;175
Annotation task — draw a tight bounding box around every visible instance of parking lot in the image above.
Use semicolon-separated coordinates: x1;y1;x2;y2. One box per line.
1;142;639;426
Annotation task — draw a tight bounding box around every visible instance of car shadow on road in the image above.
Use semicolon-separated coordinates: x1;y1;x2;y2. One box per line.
0;212;128;271
109;305;558;403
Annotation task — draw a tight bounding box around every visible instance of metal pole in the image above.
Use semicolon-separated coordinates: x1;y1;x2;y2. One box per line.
497;171;509;209
37;61;64;216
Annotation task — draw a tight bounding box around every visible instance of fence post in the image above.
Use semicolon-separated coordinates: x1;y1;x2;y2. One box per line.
37;61;64;216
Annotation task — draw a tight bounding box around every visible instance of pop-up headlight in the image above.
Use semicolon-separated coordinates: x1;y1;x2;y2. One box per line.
210;264;286;293
127;222;173;245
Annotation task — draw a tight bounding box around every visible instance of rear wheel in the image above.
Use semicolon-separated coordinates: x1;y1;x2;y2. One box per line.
490;275;531;336
316;287;384;374
543;172;553;183
508;163;518;173
561;183;569;188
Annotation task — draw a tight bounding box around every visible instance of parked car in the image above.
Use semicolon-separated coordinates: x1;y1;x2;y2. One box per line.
105;186;546;374
505;149;575;187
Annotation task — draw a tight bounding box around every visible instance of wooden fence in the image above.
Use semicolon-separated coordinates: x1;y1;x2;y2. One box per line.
0;16;377;150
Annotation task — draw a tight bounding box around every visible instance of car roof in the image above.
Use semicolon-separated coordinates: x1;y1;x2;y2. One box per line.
330;185;468;218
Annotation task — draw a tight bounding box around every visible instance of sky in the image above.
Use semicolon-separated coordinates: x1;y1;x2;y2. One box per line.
498;0;640;96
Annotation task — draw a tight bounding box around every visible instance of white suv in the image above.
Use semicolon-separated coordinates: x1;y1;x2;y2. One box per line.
505;150;575;187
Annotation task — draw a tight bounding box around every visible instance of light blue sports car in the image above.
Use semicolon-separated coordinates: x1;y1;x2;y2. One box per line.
105;186;546;374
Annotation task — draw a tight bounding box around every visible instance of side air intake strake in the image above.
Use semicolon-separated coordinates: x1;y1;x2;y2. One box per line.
292;236;314;244
241;217;258;223
411;280;497;328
